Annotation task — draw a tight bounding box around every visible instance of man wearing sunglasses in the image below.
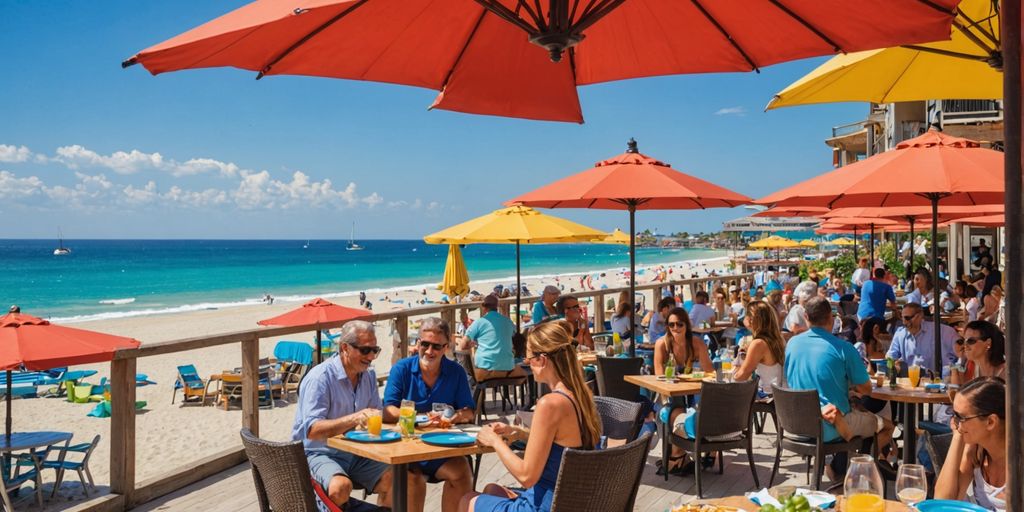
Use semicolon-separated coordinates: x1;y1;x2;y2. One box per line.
383;318;474;512
293;320;426;510
885;303;958;375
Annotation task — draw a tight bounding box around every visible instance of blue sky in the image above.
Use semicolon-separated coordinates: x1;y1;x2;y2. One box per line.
0;1;868;240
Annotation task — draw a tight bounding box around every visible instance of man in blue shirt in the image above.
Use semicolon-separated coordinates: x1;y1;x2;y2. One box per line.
464;294;524;382
784;297;878;446
384;318;474;512
531;285;560;325
886;303;958;375
857;268;896;321
292;321;425;509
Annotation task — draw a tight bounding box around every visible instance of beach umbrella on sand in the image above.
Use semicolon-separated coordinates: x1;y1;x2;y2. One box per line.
0;309;140;445
757;130;1004;373
508;139;752;355
439;244;471;299
749;235;800;262
257;298;372;365
767;0;1002;109
830;237;856;246
424;205;606;330
798;239;818;248
593;228;631;245
122;1;960;123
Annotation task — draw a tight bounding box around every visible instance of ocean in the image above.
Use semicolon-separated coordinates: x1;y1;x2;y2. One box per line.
1;239;727;323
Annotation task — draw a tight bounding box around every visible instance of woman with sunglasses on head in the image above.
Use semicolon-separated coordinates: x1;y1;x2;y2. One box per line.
935;377;1007;510
732;301;786;396
460;320;600;512
950;320;1006;387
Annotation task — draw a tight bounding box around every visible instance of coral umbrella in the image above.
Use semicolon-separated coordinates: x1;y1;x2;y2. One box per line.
509;139;751;354
752;206;829;218
258;298;371;364
122;0;960;123
0;310;140;444
439;244;471;299
757;130;1004;373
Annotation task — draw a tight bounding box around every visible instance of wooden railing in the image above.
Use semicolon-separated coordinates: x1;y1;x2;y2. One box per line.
77;272;751;512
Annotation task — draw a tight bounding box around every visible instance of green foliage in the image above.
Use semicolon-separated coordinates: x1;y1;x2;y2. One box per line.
799;251;856;282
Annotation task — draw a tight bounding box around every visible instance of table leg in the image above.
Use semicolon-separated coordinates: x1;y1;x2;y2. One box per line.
391;462;408;512
662;416;670;481
902;404;918;464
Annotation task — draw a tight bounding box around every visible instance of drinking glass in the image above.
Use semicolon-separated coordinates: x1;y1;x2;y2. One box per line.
895;464;928;507
366;409;383;437
844;456;884;512
399;399;417;438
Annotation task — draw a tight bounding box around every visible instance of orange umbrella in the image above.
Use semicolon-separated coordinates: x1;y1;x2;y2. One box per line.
817;217;899;263
955;214;1004;227
824;204;1005;253
258;298;371;365
122;1;960;123
752;206;829;218
508;138;752;354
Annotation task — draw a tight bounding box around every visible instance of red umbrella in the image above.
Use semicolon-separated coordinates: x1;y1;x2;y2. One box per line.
258;298;371;364
752;206;829;218
824;204;1005;254
508;138;752;354
122;0;960;123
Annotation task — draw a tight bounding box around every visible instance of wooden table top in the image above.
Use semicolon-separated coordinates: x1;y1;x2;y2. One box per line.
868;378;952;405
327;426;493;465
696;495;910;511
624;374;704;397
693;326;727;334
578;353;598;365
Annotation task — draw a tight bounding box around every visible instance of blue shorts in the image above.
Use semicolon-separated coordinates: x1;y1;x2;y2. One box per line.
415;458;450;483
307;450;389;494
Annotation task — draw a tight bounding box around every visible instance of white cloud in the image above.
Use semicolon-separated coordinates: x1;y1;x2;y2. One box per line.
713;106;746;116
53;145;165;175
173;158;239;177
0;145;33;163
0;170;44;198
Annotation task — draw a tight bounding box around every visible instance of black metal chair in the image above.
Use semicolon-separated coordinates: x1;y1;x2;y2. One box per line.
454;350;527;422
595;356;643;401
668;380;760;498
549;433;652;512
594;396;644;443
769;385;866;490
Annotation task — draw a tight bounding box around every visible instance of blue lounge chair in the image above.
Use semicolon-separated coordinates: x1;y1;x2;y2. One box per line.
173;365;214;405
274;341;314;401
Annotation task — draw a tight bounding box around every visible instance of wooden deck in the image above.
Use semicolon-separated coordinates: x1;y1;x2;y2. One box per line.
128;420;831;512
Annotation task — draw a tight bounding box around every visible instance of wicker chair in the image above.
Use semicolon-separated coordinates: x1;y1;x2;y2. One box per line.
667;380;760;498
594;396;644;443
923;431;953;476
240;428;322;511
769;385;865;490
594;356;643;401
549;433;651;512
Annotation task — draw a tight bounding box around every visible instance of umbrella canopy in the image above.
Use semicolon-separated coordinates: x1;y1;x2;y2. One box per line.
798;239;818;248
767;0;1001;109
439;244;471;298
752;205;829;218
824;204;1004;222
508;139;751;354
257;298;371;327
593;228;631;245
748;235;799;249
830;237;856;246
0;312;140;371
123;0;960;123
955;214;1004;227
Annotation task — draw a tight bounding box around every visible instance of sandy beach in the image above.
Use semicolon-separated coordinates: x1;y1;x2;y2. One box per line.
17;255;730;508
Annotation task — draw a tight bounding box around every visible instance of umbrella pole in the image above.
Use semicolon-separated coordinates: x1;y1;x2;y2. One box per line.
629;203;637;358
315;329;322;366
930;196;942;374
870;223;876;267
853;226;858;261
5;370;10;478
1003;2;1022;504
909;217;916;282
516;240;522;332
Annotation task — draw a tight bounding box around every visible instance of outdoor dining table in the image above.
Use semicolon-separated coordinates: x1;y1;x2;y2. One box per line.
624;375;706;480
0;431;72;480
868;378;951;464
700;495;910;511
327;426;494;512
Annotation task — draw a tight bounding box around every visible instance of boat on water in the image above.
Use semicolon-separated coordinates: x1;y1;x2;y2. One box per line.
53;229;71;256
346;222;364;251
303;240;309;249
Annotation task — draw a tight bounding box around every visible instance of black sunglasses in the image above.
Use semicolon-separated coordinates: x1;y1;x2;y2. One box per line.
667;321;687;328
951;410;986;428
902;315;917;322
964;337;986;346
418;340;448;352
347;343;382;356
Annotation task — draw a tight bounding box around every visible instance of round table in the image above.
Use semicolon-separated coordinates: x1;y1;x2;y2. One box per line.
868;379;951;464
699;495;910;511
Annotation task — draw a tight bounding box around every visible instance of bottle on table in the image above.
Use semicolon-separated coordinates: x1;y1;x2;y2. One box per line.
664;353;676;379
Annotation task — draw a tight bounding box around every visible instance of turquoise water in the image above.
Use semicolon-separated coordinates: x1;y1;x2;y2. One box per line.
1;239;726;322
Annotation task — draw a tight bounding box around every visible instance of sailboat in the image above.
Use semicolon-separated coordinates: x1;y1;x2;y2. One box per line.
346;222;364;251
303;240;309;249
53;229;71;256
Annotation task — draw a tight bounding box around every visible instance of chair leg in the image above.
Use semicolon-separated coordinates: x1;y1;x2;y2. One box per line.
85;467;96;489
718;451;725;474
662;421;670;482
813;448;825;491
747;438;760;489
695;446;704;499
50;467;65;498
1;488;15;512
769;435;782;487
78;468;90;497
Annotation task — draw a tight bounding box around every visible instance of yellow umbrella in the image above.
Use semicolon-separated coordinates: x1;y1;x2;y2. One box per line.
425;205;607;329
798;239;818;248
748;235;799;249
593;228;631;245
439;244;470;298
767;0;1001;109
831;237;857;246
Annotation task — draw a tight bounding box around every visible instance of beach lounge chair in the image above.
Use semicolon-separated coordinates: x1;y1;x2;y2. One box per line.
173;364;215;405
273;341;313;401
39;435;100;498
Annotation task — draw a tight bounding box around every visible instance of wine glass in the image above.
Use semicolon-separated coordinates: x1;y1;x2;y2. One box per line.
844;456;885;512
896;464;928;507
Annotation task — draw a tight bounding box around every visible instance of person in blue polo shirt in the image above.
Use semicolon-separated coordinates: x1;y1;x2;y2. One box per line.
857;267;897;321
384;318;475;512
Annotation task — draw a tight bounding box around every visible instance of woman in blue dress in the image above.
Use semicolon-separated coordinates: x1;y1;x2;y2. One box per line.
459;320;601;512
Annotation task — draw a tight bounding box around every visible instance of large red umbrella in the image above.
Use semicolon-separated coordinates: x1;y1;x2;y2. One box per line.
757;130;1005;373
508;138;752;354
0;310;141;443
752;205;829;218
122;0;960;123
258;298;371;364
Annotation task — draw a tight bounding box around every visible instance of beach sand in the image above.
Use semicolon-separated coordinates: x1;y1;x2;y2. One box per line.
17;256;731;508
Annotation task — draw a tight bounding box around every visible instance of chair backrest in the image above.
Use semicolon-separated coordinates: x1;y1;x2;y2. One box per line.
274;341;314;367
550;432;651;512
454;350;477;387
240;428;318;512
695;380;757;438
177;365;203;387
839;300;858;317
595;356;642;401
79;435;101;466
924;432;953;475
594;396;644;442
771;385;825;439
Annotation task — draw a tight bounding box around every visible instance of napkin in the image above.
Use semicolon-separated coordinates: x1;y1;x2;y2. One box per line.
746;488;836;509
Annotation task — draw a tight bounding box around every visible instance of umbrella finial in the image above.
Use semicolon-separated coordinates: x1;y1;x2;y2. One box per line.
7;306;18;314
626;138;639;153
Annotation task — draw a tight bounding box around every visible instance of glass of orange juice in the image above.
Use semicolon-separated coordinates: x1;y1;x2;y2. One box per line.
366;409;383;437
908;363;921;387
844;456;884;512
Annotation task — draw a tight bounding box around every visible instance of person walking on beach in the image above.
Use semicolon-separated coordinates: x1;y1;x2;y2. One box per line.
464;294;526;382
532;285;560;325
384;318;475;512
292;320;426;510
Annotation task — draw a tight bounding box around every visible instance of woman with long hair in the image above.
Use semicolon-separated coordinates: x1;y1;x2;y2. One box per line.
732;301;786;395
461;321;600;512
856;317;890;363
951;320;1006;386
610;290;634;339
935;377;1007;510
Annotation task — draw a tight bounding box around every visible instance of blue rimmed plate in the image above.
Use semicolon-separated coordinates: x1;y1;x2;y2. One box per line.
344;430;401;443
420;431;476;447
916;500;988;512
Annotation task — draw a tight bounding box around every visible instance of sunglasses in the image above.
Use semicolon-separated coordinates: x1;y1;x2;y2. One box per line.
951;410;986;428
963;337;986;346
524;353;547;363
418;340;448;352
347;343;382;356
667;321;687;328
902;315;917;322
565;304;581;310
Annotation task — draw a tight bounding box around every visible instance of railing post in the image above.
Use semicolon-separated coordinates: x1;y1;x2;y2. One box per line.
241;335;260;436
593;293;605;334
110;357;137;505
395;315;409;358
441;306;456;335
652;286;662;311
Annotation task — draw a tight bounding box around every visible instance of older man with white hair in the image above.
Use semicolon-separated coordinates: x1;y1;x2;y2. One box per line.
784;280;818;335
